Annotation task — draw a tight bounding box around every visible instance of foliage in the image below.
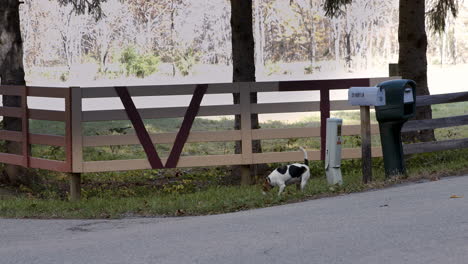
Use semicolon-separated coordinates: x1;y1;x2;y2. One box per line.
119;46;160;78
56;0;107;20
323;0;353;18
427;0;459;33
174;47;199;76
265;61;281;76
19;0;468;78
1;148;467;219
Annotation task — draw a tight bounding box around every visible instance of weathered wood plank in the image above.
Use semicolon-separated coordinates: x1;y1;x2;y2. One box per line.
240;83;253;164
65;89;72;171
416;91;468;107
83;130;241;147
21;87;29;168
114;86;164;169
252;127;320;140
28;86;68;98
81;83;240;98
29;158;70;172
82;154;243;172
403;138;468;154
342;124;380;136
165;84;208;168
0;85;25;96
0;106;23;118
71;87;83;172
0;130;22;142
331;100;360;111
250;82;280;92
403;114;468;132
369;76;401;86
82;105;240;122
342;147;383;159
0;153;24;166
251;101;320;114
320;89;330;160
29;134;66;147
252;150;321;164
69;173;81;201
80;78;396;97
278;78;371;91
360;106;372;183
29;109;66;121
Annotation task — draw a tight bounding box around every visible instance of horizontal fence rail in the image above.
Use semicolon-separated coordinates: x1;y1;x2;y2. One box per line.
0;79;466;173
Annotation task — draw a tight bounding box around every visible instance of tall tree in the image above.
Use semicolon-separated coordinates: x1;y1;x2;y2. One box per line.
324;0;459;142
0;0;107;185
0;0;27;185
231;0;262;185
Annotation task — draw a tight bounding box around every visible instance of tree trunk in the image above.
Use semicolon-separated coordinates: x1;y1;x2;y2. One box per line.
230;0;262;185
0;0;29;185
399;0;435;142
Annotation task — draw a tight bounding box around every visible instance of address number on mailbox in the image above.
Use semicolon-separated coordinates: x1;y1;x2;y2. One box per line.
348;87;386;106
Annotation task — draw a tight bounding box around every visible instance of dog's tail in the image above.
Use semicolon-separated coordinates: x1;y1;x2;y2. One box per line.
299;147;308;166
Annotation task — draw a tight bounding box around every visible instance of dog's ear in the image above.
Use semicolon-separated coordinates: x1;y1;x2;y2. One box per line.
262;179;271;192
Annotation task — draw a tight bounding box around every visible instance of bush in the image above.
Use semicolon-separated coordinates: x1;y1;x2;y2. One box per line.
120;46;160;78
265;61;281;76
175;48;199;76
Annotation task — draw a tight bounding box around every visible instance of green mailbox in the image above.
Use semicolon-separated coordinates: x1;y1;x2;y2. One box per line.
375;79;416;177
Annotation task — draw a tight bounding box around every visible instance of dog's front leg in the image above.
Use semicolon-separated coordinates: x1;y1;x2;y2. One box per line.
278;184;286;196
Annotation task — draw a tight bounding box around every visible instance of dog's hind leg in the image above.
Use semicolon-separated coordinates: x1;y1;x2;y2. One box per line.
300;180;307;191
300;172;310;191
300;176;309;191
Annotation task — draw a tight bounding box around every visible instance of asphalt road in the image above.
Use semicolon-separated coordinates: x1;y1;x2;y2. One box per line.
1;176;468;264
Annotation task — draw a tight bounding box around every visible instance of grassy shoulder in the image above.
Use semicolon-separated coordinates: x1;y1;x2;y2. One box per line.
1;148;467;219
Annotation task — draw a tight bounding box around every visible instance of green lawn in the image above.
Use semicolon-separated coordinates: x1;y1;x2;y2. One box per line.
1;147;467;219
0;102;467;219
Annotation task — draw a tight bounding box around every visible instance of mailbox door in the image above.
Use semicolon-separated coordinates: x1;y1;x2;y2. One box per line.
376;79;416;122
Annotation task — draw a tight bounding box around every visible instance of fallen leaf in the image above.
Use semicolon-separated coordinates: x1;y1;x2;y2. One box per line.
450;195;464;199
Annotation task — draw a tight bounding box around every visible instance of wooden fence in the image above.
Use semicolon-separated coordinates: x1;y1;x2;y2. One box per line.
0;77;466;174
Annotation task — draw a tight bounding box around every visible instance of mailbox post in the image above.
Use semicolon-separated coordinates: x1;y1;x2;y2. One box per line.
348;86;386;183
375;79;416;177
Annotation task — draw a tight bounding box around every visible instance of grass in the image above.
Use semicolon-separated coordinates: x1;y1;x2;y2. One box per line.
1;148;467;219
0;102;467;219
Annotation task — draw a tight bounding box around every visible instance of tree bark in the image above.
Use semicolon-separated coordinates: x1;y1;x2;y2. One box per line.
0;0;29;185
399;0;435;142
230;0;262;185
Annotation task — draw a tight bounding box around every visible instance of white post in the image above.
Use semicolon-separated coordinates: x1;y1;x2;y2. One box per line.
325;118;343;185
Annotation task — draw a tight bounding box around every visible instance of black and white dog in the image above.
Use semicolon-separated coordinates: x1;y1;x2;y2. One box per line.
262;147;310;196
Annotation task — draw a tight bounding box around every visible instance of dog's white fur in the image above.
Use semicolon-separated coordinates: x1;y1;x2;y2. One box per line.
263;147;310;196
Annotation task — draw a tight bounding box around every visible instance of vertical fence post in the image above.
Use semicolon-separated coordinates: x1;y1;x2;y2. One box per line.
389;63;400;77
239;83;253;185
70;173;81;202
320;88;330;161
68;87;82;201
360;105;372;183
21;85;29;168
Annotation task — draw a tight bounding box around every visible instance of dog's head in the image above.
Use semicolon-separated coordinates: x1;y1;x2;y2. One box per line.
262;177;273;193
